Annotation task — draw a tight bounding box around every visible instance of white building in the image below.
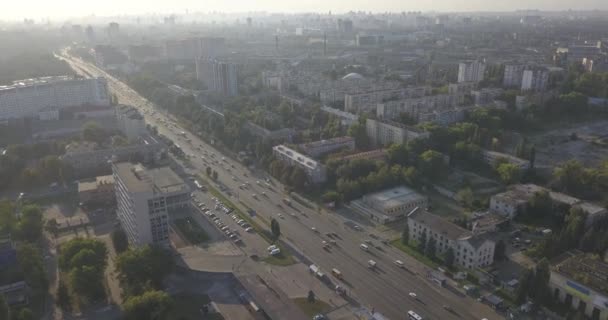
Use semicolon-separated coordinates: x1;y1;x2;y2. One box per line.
550;252;608;320
115;105;147;140
481;150;530;170
298;136;355;158
345;86;431;113
351;186;427;223
458;60;486;83
272;145;327;184
408;210;496;269
376;93;464;120
366;118;430;147
503;64;526;88
196;58;238;96
113;162;190;246
320;106;359;126
0;76;109;120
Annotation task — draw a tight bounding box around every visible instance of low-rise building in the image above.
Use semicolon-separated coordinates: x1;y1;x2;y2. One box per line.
113;162;190;246
366;118;429;147
408;209;495;269
550;251;608;320
298;136;355;158
62;136;165;175
272;145;327;184
481;150;530;170
489;184;607;222
376;93;463;120
351;186;427;223
78;175;115;205
332;149;388;162
345;86;431;113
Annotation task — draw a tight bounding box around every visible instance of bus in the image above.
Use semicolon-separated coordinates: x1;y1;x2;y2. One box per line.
407;310;423;320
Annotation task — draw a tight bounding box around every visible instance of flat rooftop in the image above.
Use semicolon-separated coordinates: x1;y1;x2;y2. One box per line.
409;209;471;241
365;186;425;208
78;175;114;193
113;162;187;194
273;145;320;170
552;251;608;295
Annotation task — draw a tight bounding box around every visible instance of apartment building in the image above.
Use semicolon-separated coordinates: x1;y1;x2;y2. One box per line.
298;136;355;158
113;162;190;246
320;106;359;126
408;210;495;269
471;88;504;106
366;118;429;147
351;186;427;223
503;64;526;88
448;82;477;95
272;145;327;184
376;93;463;120
196;58;238;96
333;149;388;162
345;86;431;114
458;60;486;83
0;76;109;120
521;68;549;92
115;105;147;140
550;251;608;320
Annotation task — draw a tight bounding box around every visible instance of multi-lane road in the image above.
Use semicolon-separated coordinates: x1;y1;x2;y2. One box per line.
60;51;502;320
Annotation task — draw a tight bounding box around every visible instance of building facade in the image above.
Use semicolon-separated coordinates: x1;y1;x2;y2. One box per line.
115;105;147;140
298;136;355;158
344;86;431;113
458;60;486;83
196;58;238;96
78;175;115;205
0;76;109;120
113;163;190;246
272;145;327;184
521;68;549;92
366;118;429;147
408;210;495;269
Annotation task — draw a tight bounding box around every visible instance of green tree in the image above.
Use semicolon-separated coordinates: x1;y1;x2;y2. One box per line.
289;167;307;190
321;191;340;204
14;308;34;320
496;162;521;185
115;246;175;297
123;290;173;320
212;170;218;180
82;121;107;144
205;166;212;176
0;295;8;320
16;204;43;242
111;135;129;147
418;231;427;252
401;224;409;245
456;188;474;208
56;281;71;311
111;229;129;254
347;120;369;149
307;290;316;303
418;150;447;181
515;268;534;304
16;243;48;295
494;240;506;262
444;248;455;268
45;218;59;238
69;265;106;302
59;238;107;272
270;218;281;241
425;237;437;258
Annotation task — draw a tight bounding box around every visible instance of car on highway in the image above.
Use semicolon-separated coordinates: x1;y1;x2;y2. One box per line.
394;260;404;268
360;244;369;251
245;227;253;232
277;213;284;219
368;260;377;269
311;227;318;233
409;292;417;298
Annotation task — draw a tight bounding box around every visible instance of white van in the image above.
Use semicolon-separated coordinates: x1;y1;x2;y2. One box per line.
360;244;369;251
394;260;404;268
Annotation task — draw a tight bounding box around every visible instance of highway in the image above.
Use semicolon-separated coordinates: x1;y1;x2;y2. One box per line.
60;52;502;320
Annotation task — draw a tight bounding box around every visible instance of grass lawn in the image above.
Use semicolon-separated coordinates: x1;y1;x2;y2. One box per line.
169;293;224;320
173;218;209;244
293;298;331;318
262;248;297;266
390;239;441;269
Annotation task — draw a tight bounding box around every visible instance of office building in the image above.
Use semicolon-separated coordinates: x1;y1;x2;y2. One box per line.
351;186;428;223
298;136;355;158
0;76;109;120
272;145;327;184
196;58;238;96
550;251;608;320
366;118;429;147
115;105;147;140
458;60;486;83
113;162;190;246
408;210;495;269
78;175;115;205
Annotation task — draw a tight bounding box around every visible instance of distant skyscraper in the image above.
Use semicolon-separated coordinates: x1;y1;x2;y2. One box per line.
458;60;486;83
196;58;238;96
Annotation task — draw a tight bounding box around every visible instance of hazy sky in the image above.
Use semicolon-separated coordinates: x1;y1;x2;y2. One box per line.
3;0;608;20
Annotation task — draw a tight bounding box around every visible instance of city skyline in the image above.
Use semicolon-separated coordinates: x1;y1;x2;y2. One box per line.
3;0;608;20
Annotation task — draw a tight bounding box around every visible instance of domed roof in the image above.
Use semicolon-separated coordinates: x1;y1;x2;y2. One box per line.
341;72;364;80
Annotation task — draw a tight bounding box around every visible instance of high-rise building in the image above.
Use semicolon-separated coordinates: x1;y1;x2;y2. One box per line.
113;163;190;247
0;76;109;120
503;64;526;88
521;68;549;92
457;60;486;83
196;58;238;96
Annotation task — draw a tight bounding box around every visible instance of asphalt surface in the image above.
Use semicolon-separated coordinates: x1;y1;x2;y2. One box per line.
60;52;503;320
